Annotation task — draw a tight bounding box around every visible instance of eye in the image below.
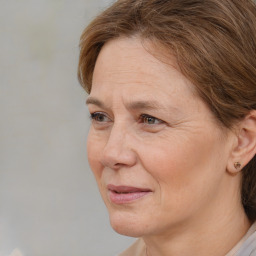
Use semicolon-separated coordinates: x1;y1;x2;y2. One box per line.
90;112;111;123
139;114;163;125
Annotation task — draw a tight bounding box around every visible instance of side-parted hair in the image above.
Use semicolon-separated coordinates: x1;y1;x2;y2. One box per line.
78;0;256;221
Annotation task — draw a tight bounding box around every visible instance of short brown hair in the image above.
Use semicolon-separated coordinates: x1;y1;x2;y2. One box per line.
78;0;256;221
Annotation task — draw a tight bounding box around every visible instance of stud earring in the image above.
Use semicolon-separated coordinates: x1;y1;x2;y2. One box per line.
234;162;242;170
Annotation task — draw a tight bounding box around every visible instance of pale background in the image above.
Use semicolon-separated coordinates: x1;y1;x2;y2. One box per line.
0;1;135;255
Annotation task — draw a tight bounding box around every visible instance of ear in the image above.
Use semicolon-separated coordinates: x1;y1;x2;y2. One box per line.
227;110;256;174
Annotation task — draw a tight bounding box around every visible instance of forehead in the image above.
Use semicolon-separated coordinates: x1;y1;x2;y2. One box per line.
91;36;196;99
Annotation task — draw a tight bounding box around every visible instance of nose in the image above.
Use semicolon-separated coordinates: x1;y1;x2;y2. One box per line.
100;124;137;170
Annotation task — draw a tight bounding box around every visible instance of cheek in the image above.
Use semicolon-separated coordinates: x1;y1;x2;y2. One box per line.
139;144;195;193
136;130;224;201
137;135;199;178
87;130;104;180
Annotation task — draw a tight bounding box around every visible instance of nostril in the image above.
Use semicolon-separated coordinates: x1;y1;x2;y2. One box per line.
100;152;124;170
100;145;137;169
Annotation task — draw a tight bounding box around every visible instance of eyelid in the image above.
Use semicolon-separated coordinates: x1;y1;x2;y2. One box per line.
139;114;164;125
90;112;112;122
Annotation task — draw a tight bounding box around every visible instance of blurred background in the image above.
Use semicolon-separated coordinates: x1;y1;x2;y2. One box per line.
0;1;135;255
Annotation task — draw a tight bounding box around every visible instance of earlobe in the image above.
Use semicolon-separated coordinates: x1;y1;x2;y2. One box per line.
227;110;256;174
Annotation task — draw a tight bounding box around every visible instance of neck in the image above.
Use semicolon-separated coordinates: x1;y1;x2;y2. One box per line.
143;177;251;256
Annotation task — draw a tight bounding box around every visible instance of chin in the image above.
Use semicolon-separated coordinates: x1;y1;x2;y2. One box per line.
108;210;149;237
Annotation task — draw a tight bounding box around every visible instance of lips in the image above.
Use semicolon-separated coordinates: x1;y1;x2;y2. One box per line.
107;184;152;204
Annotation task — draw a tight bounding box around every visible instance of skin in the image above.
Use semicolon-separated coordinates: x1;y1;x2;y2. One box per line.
86;37;250;256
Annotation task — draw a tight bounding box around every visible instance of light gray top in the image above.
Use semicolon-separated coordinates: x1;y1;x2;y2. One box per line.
227;222;256;256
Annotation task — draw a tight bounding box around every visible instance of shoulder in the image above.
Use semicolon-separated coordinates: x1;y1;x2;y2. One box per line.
235;222;256;256
236;231;256;256
118;239;145;256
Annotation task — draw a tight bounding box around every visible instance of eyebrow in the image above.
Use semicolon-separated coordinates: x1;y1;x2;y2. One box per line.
86;97;105;108
127;100;165;110
86;96;169;111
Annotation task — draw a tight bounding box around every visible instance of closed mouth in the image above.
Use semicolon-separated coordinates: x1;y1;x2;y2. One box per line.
107;184;152;204
107;184;152;194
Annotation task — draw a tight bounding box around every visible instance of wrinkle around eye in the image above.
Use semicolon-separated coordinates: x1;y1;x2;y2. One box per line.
90;112;113;129
138;119;167;134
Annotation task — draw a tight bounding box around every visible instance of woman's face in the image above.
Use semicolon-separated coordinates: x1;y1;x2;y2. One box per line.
86;37;235;237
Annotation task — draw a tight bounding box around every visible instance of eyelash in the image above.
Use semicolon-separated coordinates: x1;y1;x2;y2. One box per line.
90;112;111;122
139;114;163;125
90;112;163;125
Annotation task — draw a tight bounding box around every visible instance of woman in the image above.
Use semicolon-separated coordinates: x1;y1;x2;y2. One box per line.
78;0;256;255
